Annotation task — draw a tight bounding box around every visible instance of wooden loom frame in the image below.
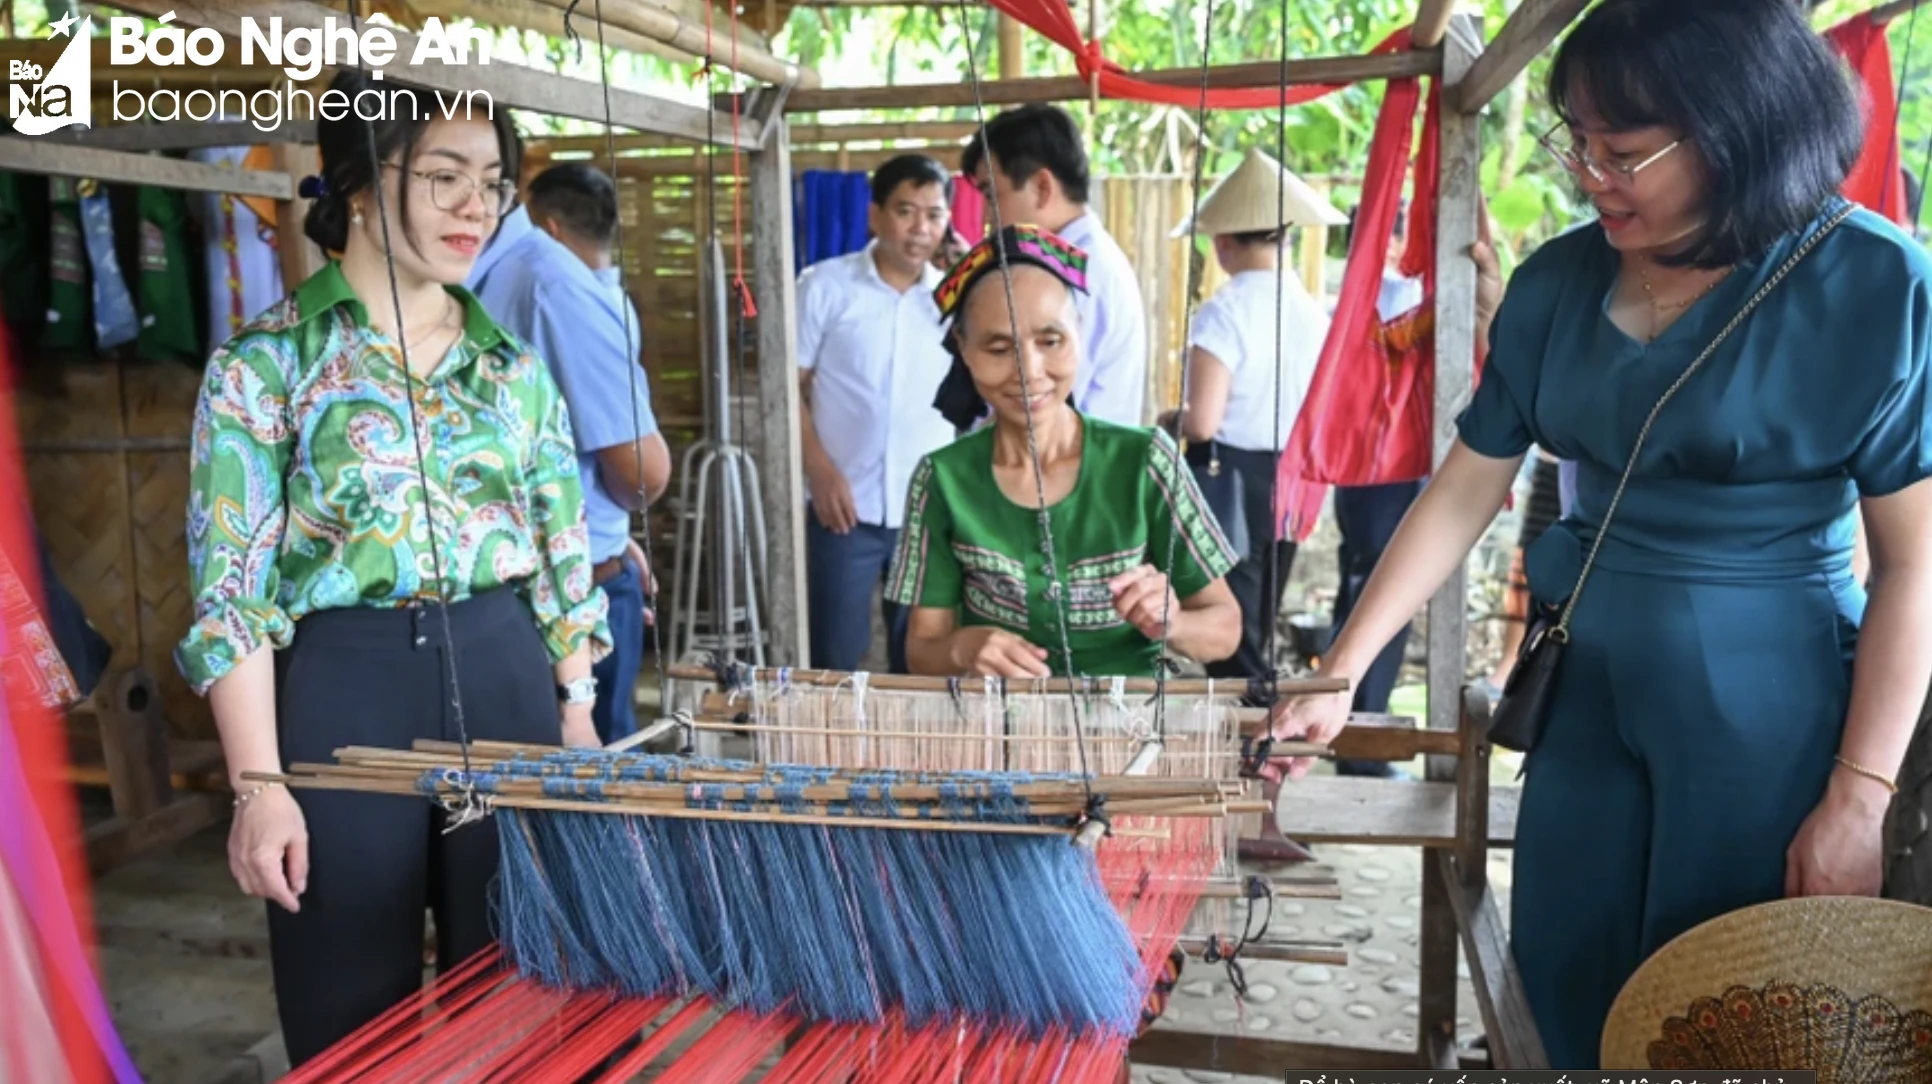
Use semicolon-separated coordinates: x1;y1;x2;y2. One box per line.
0;0;1601;1071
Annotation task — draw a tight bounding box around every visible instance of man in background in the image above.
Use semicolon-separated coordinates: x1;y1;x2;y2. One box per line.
796;154;959;673
961;104;1148;427
470;161;671;745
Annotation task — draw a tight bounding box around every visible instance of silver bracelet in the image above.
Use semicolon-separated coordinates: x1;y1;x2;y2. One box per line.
233;781;283;809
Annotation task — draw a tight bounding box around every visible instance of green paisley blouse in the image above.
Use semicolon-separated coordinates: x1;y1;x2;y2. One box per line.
175;262;612;694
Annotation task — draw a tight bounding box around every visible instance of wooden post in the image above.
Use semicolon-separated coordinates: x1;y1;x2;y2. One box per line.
271;144;328;287
96;666;174;822
1419;13;1484;1072
999;14;1024;80
748;119;810;667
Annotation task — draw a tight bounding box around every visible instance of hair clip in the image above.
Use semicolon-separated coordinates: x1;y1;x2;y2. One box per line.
298;174;331;200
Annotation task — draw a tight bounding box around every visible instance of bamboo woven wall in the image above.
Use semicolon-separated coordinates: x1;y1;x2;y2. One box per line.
16;361;207;739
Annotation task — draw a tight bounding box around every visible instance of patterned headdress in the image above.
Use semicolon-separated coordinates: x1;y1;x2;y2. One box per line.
933;223;1090;321
929;224;1091;432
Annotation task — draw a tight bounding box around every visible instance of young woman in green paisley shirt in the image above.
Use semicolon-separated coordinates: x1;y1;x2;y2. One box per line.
175;70;613;1066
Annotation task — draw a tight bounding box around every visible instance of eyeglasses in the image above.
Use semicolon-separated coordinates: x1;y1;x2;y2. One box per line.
1536;125;1682;189
383;164;518;216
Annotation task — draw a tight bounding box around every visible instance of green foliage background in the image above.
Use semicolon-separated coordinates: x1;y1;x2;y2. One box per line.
778;0;1932;262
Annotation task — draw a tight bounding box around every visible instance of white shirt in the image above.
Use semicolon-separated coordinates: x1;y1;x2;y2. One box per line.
1057;212;1148;427
796;243;957;529
1187;269;1328;453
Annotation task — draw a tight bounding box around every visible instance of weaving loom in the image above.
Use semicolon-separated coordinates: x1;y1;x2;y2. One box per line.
237;0;1356;1067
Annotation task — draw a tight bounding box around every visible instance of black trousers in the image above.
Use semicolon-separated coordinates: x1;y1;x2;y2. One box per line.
268;588;560;1068
1332;480;1425;777
1186;442;1297;682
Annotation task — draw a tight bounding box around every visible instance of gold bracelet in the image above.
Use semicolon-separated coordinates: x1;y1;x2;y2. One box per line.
232;781;284;809
1834;755;1898;795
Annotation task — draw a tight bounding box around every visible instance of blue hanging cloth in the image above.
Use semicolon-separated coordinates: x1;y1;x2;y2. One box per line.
75;179;139;351
794;170;876;272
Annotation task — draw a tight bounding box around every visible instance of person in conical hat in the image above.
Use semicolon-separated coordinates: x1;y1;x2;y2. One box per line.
1166;147;1343;685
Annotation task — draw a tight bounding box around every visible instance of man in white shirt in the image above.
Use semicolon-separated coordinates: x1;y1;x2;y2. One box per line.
961;104;1148;426
1169;147;1345;682
797;155;960;672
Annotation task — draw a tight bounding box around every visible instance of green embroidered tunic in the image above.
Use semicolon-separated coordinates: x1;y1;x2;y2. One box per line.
176;262;612;694
886;415;1238;678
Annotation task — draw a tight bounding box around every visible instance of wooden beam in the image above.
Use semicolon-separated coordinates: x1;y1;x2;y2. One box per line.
783;49;1439;112
272;143;329;285
1449;0;1589;114
1426;16;1481;746
1410;0;1457;48
1273;776;1519;848
1872;0;1930;25
104;0;758;147
603;141;960;178
545;120;980;154
1439;851;1550;1069
410;0;695;66
0;137;295;197
521;0;819;89
45;120;317;152
748;118;809;667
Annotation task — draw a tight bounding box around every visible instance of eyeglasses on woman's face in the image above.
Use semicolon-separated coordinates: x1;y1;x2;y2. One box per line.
382;163;518;217
1536;125;1683;190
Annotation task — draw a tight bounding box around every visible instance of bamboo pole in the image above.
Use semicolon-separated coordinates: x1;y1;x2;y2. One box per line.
1873;0;1930;23
782;51;1439;112
246;770;1166;837
666;663;1348;697
521;0;821;88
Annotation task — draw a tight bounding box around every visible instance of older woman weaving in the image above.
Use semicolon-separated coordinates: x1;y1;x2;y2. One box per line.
888;224;1242;679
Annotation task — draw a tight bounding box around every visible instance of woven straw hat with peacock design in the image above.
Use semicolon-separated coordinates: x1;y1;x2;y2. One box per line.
1601;896;1932;1081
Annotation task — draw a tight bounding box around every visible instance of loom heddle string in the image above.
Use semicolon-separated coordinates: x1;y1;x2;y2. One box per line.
950;0;1103;820
340;0;482;814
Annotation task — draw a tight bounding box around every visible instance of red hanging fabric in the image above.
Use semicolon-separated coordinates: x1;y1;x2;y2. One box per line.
1826;12;1908;224
1273;76;1479;543
984;0;1411;111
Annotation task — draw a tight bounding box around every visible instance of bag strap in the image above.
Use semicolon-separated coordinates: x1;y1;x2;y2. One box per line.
1551;202;1856;640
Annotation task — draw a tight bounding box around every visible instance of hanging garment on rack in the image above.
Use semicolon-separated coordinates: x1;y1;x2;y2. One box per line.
0;172;48;351
41;178;91;356
77;179;139;352
187;146;284;354
135;186;204;365
1825;12;1908;224
794;170;872;271
1274;79;1477;542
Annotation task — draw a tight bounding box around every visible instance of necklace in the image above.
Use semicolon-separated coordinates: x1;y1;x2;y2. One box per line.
1637;259;1731;340
401;296;460;355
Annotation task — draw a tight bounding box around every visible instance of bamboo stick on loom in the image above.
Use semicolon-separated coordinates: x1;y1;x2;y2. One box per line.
242;769;1177;839
293;760;1251;820
379;743;1247;799
666;663;1348;697
301;757;1236;815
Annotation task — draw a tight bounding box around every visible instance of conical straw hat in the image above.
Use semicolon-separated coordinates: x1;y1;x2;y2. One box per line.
1172;147;1348;238
1600;896;1932;1080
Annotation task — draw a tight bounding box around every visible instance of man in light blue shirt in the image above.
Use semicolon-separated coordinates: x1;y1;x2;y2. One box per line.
470;162;671;744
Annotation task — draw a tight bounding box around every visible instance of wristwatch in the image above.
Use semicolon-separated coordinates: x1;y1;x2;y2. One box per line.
557;677;598;706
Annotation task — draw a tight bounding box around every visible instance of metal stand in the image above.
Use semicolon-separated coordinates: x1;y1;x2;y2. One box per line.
668;236;770;681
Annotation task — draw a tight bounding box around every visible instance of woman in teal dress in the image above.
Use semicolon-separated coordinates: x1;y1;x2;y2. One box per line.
1268;0;1932;1068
